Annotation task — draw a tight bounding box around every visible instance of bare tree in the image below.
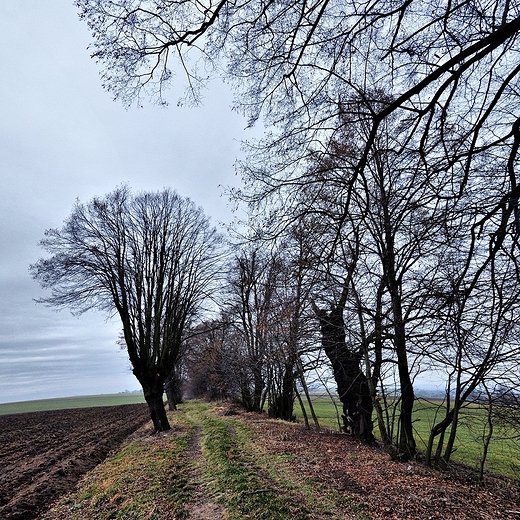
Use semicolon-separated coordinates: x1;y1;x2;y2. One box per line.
224;247;279;412
75;2;520;330
290;102;445;457
30;186;222;431
182;318;236;400
76;1;520;468
264;232;317;422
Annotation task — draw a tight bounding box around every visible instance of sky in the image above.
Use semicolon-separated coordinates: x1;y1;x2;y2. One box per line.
0;1;251;403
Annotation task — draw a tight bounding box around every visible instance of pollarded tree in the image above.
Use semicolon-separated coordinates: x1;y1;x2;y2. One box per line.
30;186;222;431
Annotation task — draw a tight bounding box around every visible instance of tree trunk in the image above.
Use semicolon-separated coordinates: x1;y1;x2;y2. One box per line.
297;358;321;429
314;302;374;443
141;378;171;432
252;360;265;413
295;384;310;428
442;403;460;468
268;362;296;421
164;367;183;411
384;245;416;460
479;391;494;483
355;279;397;457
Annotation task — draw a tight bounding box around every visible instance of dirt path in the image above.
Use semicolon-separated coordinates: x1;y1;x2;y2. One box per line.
41;402;359;519
183;425;228;519
7;401;520;519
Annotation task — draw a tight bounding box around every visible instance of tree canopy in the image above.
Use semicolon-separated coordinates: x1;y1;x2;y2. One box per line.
73;0;520;465
31;186;222;431
76;1;520;164
76;0;520;263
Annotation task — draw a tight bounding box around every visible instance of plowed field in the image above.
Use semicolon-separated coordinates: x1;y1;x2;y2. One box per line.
0;403;150;520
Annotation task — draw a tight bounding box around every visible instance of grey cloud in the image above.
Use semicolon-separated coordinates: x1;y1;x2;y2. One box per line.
0;1;249;403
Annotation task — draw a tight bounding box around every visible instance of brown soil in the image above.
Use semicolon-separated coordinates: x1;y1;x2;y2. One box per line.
0;403;150;520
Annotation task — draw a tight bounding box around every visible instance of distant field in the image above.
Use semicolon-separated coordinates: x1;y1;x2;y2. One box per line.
295;394;520;480
0;393;146;416
4;392;518;479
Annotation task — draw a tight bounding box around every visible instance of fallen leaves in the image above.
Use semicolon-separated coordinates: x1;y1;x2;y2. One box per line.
244;414;520;520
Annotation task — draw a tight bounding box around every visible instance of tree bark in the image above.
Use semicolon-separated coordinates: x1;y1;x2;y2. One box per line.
268;362;296;421
252;358;265;413
314;301;374;443
164;367;183;411
140;377;171;432
382;212;416;460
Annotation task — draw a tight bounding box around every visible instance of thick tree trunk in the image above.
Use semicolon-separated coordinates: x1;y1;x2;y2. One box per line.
268;363;296;421
314;303;374;443
141;378;171;432
240;384;254;412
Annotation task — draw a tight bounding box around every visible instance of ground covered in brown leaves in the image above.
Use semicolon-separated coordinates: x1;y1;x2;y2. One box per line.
247;413;520;520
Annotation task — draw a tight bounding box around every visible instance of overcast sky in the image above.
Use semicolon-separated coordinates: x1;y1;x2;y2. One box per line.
0;1;251;403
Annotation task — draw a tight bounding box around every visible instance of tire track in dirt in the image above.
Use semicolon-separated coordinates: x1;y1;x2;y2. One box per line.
184;424;228;519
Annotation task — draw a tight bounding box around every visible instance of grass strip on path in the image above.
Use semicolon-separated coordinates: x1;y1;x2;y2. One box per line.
195;411;308;519
42;400;370;519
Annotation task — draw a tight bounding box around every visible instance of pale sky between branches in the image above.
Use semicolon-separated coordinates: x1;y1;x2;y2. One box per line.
0;1;248;403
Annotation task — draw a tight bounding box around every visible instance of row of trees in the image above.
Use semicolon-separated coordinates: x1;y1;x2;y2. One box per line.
31;177;520;475
29;0;520;476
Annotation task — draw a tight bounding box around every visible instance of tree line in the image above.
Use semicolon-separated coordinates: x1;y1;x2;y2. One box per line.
29;0;520;476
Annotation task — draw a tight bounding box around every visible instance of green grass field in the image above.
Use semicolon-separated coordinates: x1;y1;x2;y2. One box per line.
0;393;146;416
412;398;520;479
294;394;520;480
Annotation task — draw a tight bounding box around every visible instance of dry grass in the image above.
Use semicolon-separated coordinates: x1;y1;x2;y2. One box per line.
41;400;520;520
